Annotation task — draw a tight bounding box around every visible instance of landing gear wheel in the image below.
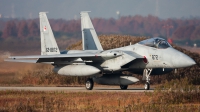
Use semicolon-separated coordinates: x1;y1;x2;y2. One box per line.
144;82;150;90
85;78;94;90
120;85;128;90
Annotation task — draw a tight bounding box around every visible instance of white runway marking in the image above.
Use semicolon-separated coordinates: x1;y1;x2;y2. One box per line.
0;86;154;92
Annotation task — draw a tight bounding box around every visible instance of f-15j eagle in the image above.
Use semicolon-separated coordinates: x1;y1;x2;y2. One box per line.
5;12;196;90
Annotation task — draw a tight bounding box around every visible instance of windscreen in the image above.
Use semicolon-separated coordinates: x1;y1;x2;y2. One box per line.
138;37;171;49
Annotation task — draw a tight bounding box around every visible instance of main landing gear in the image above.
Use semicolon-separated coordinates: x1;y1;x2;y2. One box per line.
143;68;152;90
120;85;128;90
85;78;129;90
144;82;150;90
85;78;94;90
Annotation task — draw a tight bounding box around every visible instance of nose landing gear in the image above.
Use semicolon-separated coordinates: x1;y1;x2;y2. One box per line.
143;69;152;90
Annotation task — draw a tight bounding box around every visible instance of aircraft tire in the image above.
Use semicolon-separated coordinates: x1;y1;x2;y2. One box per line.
144;82;150;90
85;78;94;90
120;85;128;90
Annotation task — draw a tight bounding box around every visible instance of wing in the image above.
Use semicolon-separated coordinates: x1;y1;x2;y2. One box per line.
5;50;143;65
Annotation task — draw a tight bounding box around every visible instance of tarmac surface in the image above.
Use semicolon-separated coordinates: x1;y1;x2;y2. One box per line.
0;86;154;92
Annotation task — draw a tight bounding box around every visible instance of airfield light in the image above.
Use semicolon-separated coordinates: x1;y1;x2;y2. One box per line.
116;11;120;19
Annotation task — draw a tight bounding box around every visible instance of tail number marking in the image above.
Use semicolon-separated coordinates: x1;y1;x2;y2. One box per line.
152;55;158;60
46;48;58;52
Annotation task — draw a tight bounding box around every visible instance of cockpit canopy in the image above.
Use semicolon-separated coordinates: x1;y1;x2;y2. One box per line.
138;37;171;49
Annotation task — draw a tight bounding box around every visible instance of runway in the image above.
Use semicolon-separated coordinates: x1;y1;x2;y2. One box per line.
0;86;154;92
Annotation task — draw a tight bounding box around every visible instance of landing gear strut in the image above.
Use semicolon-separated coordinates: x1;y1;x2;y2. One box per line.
143;69;152;90
120;85;128;90
85;78;94;90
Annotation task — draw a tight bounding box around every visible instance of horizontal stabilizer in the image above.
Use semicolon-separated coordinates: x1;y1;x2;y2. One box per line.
8;53;99;59
4;59;37;63
7;53;102;63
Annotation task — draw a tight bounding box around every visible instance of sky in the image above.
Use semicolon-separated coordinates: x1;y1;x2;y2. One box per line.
0;0;200;20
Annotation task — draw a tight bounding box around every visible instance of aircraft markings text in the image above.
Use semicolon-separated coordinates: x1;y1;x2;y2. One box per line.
46;48;58;52
152;55;158;60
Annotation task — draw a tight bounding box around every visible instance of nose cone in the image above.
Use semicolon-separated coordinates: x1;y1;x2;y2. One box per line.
173;51;196;68
184;55;196;67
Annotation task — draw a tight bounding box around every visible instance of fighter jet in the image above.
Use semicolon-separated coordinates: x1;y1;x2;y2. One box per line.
5;12;196;90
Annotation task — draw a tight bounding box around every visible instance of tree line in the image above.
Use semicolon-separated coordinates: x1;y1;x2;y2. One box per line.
0;20;39;38
0;15;200;41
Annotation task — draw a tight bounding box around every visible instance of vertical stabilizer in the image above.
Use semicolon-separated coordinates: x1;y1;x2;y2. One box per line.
81;11;103;50
39;12;60;55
